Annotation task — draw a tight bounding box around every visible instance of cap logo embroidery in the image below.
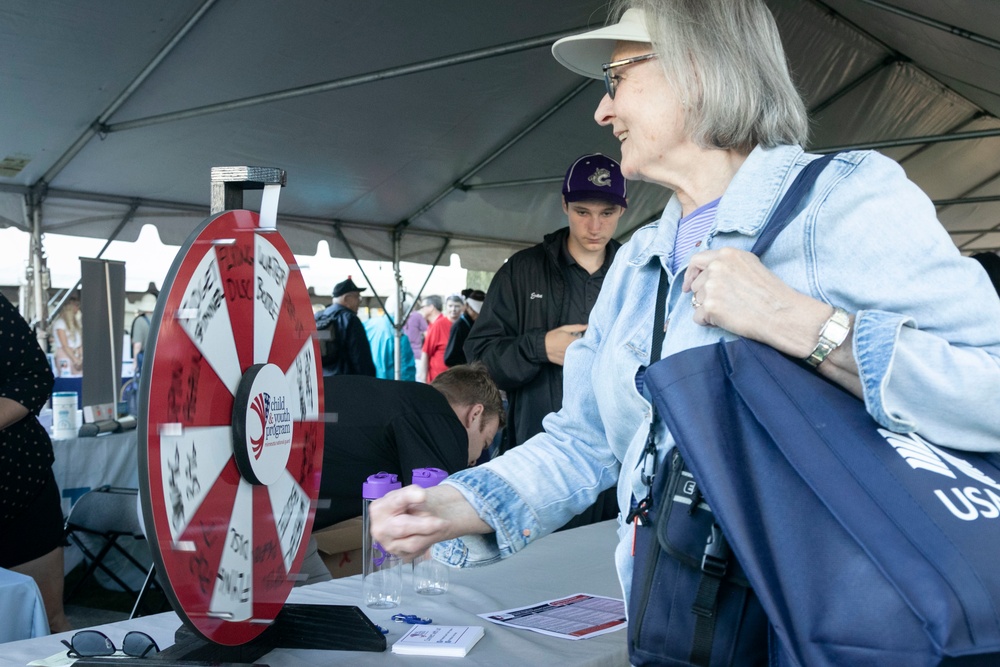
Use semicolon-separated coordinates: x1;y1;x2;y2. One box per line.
588;168;612;188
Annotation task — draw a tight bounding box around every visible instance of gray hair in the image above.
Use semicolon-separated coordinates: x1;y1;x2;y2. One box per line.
613;0;808;151
421;294;443;312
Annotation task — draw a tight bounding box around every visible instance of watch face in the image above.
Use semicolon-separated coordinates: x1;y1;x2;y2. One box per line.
808;307;851;367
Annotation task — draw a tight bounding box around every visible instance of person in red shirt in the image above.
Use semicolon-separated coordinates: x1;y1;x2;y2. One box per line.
418;295;451;383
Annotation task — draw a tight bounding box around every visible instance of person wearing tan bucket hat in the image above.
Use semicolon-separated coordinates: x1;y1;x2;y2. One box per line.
368;6;1000;660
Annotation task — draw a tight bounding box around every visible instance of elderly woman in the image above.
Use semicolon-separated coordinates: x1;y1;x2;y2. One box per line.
371;0;1000;611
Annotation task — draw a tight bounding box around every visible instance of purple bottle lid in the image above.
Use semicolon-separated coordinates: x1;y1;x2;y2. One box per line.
411;467;448;488
362;472;401;499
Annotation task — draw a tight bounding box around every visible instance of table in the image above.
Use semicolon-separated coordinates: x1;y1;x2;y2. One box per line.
0;567;49;643
51;430;139;518
0;520;629;666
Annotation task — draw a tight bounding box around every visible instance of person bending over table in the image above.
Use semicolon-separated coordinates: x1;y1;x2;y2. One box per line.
314;362;504;530
297;363;505;583
369;0;1000;621
0;293;72;632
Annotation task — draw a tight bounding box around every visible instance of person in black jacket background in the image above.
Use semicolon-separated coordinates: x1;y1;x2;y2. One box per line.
464;153;627;530
315;277;376;377
444;288;486;368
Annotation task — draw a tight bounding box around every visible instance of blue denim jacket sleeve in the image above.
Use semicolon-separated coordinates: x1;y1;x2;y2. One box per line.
432;252;641;568
791;151;1000;451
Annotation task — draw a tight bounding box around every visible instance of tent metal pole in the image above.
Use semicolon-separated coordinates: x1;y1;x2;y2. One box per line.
92;202;141;261
106;28;586;133
37;186;533;251
409;239;452;313
329;223;382;310
462;176;563;192
896;113;985;166
39;0;219;185
104;261;118;411
402;236;449;382
857;0;1000;51
816;127;1000;152
392;228;403;381
28;200;46;346
49;203;141;322
935;194;1000;207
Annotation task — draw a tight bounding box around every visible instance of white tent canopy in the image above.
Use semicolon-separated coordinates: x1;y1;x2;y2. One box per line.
2;0;999;284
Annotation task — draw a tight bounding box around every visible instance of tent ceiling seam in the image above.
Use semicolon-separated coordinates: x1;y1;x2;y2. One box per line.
856;0;1000;52
815;127;1000;153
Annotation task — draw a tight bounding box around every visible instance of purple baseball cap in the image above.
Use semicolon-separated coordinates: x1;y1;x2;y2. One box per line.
562;153;627;209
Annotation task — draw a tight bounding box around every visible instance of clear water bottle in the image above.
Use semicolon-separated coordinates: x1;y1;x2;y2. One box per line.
411;467;450;595
362;472;403;608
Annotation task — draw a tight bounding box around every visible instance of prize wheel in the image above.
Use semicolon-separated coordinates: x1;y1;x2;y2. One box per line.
137;209;324;646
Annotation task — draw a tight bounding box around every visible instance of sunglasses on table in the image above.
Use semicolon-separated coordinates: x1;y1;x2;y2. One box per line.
61;629;160;658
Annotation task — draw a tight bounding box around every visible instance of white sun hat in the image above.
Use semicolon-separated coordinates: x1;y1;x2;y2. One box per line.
136;293;158;312
550;8;652;79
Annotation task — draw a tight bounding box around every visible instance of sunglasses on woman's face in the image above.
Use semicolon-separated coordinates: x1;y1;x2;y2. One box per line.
61;630;160;658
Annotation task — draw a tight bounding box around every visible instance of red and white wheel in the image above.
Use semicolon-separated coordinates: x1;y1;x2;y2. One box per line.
137;209;324;645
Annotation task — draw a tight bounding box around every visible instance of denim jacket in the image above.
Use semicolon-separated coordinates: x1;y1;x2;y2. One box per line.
436;145;1000;604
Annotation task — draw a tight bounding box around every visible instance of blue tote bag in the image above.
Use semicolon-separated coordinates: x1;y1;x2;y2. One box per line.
644;158;1000;665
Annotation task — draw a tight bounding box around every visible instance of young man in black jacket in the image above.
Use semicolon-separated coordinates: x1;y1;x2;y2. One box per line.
464;153;626;530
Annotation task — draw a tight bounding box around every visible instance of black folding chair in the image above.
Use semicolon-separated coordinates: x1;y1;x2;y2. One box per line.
63;486;154;607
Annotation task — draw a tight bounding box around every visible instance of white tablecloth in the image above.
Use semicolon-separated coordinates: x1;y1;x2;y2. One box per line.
0;567;49;644
0;520;628;666
51;430;139;517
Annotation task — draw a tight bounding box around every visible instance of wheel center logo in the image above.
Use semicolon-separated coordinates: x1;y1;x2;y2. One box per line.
233;363;294;486
249;392;291;460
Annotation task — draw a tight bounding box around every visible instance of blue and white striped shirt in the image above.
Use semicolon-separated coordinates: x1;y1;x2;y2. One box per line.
670;198;720;274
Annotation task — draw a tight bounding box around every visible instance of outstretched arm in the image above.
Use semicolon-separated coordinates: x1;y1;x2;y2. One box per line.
369;484;491;560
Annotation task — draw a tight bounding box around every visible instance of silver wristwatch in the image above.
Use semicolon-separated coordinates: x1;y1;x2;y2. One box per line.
805;307;851;368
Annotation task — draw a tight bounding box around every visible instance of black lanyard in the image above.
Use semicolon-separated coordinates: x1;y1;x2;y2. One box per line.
625;266;671;527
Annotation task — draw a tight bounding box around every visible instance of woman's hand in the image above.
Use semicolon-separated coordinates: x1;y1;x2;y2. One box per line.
370;484;492;560
682;248;831;357
682;248;862;396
